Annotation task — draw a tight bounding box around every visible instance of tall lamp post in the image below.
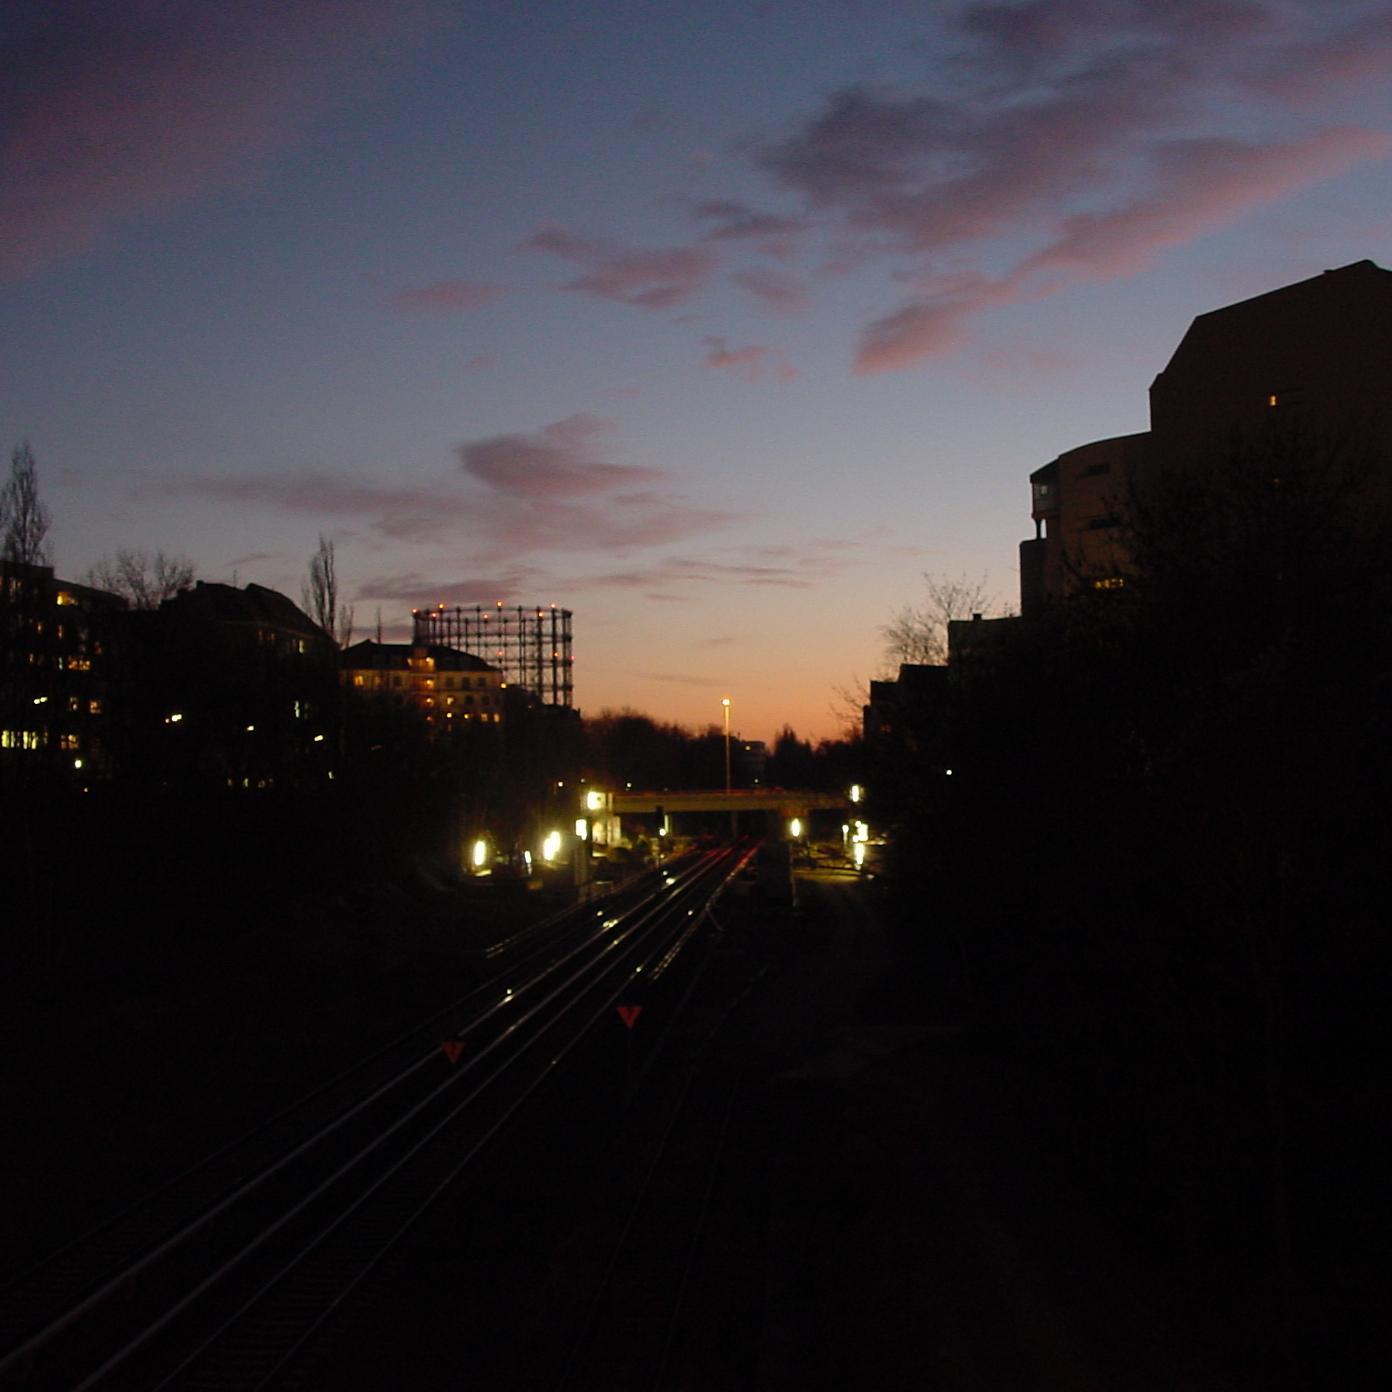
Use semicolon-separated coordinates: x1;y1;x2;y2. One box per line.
722;696;734;836
721;697;732;793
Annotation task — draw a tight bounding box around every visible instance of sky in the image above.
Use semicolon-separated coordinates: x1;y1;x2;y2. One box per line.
4;0;1392;743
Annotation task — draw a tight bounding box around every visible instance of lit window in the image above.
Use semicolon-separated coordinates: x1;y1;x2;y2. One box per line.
60;733;80;750
1092;576;1126;591
89;699;102;715
56;591;76;606
353;674;365;687
1268;393;1278;407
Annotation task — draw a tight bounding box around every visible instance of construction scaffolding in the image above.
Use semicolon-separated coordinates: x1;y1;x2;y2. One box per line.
411;604;574;707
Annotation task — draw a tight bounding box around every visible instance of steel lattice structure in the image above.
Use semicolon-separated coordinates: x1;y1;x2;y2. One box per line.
411;604;574;707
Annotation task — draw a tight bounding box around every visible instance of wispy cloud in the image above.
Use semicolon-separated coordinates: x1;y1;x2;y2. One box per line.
389;280;506;312
629;670;733;689
732;266;811;313
523;224;718;309
459;414;661;498
163;413;738;562
748;0;1392;371
853;127;1391;372
353;568;542;606
2;0;443;282
700;337;797;382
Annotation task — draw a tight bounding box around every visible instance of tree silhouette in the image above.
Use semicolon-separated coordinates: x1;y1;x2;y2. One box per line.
1;441;51;566
881;570;1002;667
84;548;195;607
302;533;353;646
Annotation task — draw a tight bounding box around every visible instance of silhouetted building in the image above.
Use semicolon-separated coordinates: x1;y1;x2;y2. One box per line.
0;559;125;788
116;581;338;792
1020;259;1392;616
341;641;505;731
863;663;948;754
1020;433;1154;614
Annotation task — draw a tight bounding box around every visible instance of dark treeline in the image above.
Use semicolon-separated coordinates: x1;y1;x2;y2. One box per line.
581;707;857;792
871;436;1388;1387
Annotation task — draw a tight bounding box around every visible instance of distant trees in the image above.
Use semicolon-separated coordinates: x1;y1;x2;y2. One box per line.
303;533;353;646
1;441;51;565
83;548;196;607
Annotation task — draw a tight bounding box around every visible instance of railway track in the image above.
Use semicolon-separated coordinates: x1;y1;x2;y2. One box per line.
0;843;754;1389
553;1063;742;1392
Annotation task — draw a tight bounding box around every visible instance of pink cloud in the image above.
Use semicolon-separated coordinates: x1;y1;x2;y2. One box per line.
389;280;506;312
354;569;541;606
700;337;797;383
750;4;1392;369
523;224;718;308
733;267;811;313
1026;128;1392;280
459;414;663;498
853;126;1391;374
693;201;805;257
2;1;443;282
702;338;769;371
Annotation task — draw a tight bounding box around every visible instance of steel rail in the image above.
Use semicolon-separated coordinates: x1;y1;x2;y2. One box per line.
186;849;753;1390
0;852;717;1385
13;845;747;1389
133;845;751;1391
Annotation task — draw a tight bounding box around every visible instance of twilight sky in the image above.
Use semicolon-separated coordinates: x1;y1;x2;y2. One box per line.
5;0;1391;742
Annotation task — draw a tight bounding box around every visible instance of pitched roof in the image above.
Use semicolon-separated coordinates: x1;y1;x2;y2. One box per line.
161;581;328;640
340;640;503;673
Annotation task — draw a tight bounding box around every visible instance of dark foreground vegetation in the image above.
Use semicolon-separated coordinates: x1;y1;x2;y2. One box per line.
872;440;1389;1388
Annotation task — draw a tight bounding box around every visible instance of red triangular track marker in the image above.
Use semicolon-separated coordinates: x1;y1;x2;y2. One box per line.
616;1005;643;1030
440;1040;466;1064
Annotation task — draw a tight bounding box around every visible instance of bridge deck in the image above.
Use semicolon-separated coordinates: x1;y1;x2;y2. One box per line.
612;788;847;815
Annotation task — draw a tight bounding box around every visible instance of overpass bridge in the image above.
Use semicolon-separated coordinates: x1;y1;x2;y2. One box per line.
612;787;851;824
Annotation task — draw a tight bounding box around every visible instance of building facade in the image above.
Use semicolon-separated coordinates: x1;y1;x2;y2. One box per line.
0;559;125;787
341;641;505;730
1020;259;1392;616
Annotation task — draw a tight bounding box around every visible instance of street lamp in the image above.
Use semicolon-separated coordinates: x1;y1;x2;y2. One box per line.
721;697;732;794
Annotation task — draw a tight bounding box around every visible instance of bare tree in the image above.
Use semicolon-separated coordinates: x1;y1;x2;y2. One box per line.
84;548;195;608
303;533;354;646
881;570;1002;667
2;441;51;566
